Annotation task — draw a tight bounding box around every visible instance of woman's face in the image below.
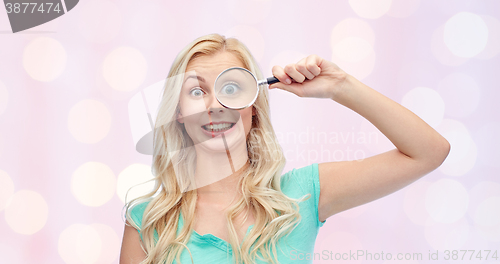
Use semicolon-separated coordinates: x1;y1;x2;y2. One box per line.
177;51;256;152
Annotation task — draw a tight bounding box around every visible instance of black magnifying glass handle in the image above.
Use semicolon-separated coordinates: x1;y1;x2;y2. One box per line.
266;77;280;85
264;76;298;85
258;76;283;86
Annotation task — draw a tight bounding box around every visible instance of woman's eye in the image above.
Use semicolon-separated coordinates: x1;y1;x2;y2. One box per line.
189;88;204;97
221;82;241;95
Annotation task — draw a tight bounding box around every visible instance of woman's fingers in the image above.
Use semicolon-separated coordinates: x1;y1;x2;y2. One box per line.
269;55;326;96
271;65;291;85
284;63;306;83
269;65;302;95
269;54;345;99
295;58;315;80
273;55;323;86
305;55;322;76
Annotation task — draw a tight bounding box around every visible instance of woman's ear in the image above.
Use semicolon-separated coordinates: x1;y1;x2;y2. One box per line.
177;110;184;124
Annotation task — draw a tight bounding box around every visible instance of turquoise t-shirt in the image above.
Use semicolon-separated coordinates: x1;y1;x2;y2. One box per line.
129;163;326;263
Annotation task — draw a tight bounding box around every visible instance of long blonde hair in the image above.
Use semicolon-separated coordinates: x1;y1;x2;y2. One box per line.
125;34;309;264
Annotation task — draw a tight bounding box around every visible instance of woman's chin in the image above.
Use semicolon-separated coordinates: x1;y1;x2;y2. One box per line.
194;132;247;155
197;139;226;150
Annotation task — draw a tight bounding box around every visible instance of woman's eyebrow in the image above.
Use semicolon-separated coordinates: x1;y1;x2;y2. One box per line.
183;75;205;85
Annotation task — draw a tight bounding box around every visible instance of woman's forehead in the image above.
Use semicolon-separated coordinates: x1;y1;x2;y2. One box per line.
185;52;245;74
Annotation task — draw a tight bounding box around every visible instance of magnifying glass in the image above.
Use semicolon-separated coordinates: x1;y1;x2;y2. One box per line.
214;67;279;110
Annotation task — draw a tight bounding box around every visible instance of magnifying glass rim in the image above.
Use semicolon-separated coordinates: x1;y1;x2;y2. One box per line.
214;66;259;110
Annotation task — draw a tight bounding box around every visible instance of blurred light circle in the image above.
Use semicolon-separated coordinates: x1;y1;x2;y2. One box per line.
71;162;116;207
333;37;374;63
333;52;376;80
436;119;477;176
58;224;102;264
468;183;500;241
226;0;272;24
436;119;471;162
4;190;48;235
437;73;480;118
476;219;500;242
431;25;468;66
77;225;102;264
458;227;495;250
444;12;489;58
403;180;432;226
91;224;120;264
474;197;500;227
78;0;122;44
102;47;148;92
68;100;112;144
475;122;500;168
468;182;500;218
0;80;8;116
0;170;14;212
331;18;375;46
59;224;84;264
23;37;67;82
225;25;265;62
116;164;155;203
401;87;445;128
441;141;477;176
425;179;468;223
475;15;500;59
330;18;376;80
348;0;392;19
424;217;469;250
387;0;420;18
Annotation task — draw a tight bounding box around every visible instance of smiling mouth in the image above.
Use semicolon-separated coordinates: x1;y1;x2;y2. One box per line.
202;123;235;132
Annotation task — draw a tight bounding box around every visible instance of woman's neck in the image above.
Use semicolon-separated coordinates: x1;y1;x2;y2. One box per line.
195;159;250;208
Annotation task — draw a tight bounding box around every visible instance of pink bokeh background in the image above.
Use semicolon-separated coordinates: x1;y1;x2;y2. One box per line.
1;0;499;263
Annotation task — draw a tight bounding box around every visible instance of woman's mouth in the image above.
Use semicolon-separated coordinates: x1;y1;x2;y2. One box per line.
202;122;235;132
201;122;236;137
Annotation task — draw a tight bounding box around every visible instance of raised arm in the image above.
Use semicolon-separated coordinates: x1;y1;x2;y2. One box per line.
270;55;450;221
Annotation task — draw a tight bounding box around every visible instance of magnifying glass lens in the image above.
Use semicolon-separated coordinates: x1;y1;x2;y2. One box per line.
215;68;258;109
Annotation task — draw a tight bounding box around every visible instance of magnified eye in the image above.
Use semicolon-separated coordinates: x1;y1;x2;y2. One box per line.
189;87;204;97
221;82;241;95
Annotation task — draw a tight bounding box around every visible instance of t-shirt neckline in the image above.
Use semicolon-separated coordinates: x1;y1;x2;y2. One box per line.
179;211;255;252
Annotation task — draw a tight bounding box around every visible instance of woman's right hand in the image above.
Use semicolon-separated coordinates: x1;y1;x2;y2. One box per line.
269;54;349;100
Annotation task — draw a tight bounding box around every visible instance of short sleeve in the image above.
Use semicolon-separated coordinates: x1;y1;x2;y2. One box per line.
281;163;326;228
128;201;150;239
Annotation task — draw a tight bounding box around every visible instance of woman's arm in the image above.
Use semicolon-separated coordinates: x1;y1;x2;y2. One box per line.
120;221;147;264
270;55;450;221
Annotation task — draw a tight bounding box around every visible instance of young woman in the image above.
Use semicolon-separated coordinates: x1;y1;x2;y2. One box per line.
120;34;450;264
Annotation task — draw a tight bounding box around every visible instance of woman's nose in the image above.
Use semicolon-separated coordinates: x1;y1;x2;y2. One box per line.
205;91;225;112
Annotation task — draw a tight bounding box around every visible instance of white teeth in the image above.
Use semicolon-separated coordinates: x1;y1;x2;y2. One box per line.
203;123;234;132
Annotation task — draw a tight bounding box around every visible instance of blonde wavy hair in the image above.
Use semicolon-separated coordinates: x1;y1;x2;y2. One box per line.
125;34;310;264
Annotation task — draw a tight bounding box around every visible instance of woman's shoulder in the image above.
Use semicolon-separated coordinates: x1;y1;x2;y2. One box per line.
127;200;152;228
280;163;319;197
280;163;326;228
